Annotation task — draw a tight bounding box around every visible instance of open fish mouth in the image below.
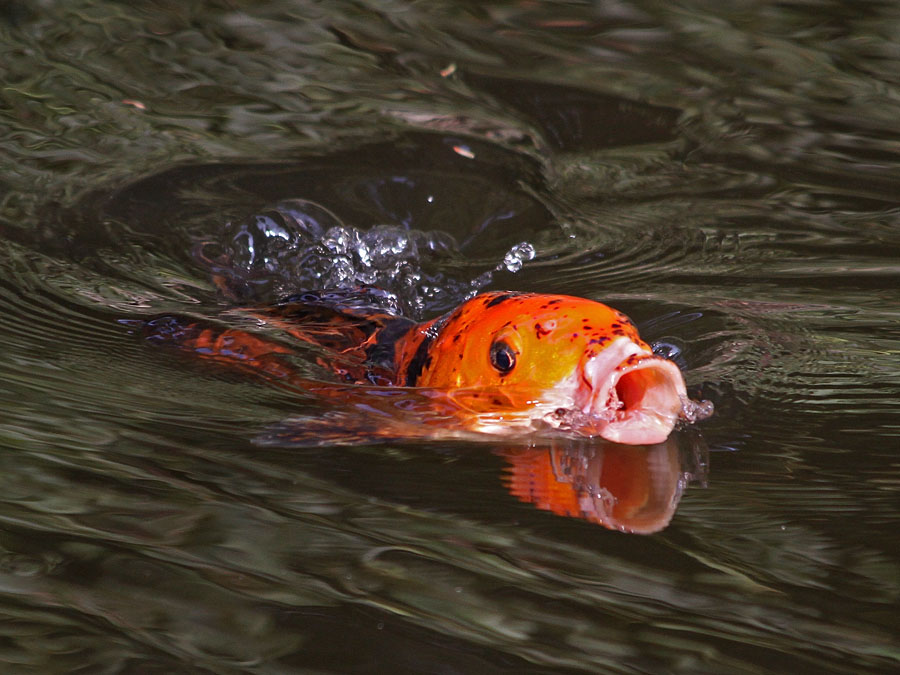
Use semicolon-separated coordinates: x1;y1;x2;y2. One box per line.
578;337;687;445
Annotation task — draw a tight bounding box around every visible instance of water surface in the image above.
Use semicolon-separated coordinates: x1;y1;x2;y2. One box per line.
0;1;898;672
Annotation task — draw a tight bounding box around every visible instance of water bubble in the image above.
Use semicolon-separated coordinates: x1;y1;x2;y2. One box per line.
221;199;344;274
545;405;617;431
322;226;358;256
208;199;537;317
498;242;536;273
680;397;715;423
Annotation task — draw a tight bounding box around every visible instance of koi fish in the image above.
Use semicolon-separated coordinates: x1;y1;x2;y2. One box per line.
144;289;692;445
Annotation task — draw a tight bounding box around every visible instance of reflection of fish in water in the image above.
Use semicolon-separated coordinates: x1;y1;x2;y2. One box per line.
144;289;700;445
500;436;707;534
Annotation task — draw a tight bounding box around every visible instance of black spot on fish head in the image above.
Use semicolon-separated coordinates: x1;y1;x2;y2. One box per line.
534;322;553;339
485;292;522;308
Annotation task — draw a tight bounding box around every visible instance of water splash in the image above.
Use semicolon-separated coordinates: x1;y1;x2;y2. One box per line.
680;396;715;423
200;199;535;317
499;242;536;273
543;406;618;431
539;393;714;435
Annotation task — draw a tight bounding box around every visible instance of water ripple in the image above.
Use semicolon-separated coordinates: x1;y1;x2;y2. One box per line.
0;0;898;672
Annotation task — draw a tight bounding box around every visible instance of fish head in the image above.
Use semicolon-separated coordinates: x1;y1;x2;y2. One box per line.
410;292;687;445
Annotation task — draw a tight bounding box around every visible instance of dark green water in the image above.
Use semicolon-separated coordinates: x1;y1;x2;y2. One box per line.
1;1;898;672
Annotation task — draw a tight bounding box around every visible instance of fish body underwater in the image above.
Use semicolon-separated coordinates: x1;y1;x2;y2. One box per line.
144;290;691;445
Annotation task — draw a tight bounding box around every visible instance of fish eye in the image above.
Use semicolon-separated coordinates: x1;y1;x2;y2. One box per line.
489;340;516;375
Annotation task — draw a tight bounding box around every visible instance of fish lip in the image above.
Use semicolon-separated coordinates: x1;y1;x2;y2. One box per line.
579;338;687;445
